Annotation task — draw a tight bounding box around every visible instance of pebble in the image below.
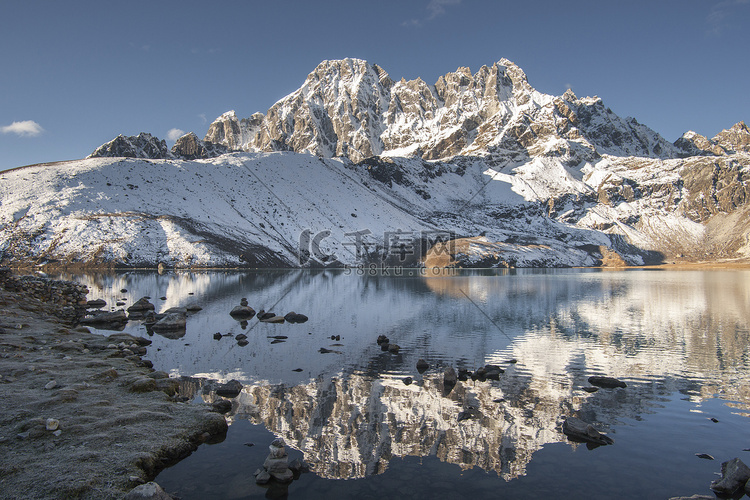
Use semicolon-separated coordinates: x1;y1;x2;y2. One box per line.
45;418;60;431
52;430;62;437
44;380;57;390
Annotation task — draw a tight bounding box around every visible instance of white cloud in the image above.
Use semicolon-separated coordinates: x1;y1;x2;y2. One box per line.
427;0;461;20
403;0;461;27
707;0;749;35
167;128;186;141
1;120;44;137
199;113;207;124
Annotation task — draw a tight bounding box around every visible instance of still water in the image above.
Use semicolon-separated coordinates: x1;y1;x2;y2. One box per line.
59;269;750;499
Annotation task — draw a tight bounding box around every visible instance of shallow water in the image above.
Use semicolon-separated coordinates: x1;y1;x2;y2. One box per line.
60;268;750;499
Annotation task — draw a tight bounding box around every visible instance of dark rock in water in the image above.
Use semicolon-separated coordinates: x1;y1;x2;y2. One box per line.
269;335;288;340
185;304;202;312
237;339;249;347
122;481;173;500
388;344;400;354
583;387;599;393
240;298;248;306
128;297;155;313
416;359;430;373
210;400;232;414
229;305;256;319
484;364;504;380
284;312;309;323
116;301;126;306
708;417;719;423
319;347;342;354
292;368;303;372
86;299;107;308
380;343;391;351
710;457;750;495
235;334;248;341
159;296;167;301
213;332;222;340
443;367;457;392
80;310;128;326
505;358;518;364
588;376;627;389
258;311;275;320
492;398;505;403
458;369;471;381
120;289;128;293
376;335;389;345
270;339;285;344
562;417;614;446
403;377;413;385
695;453;714;460
214;379;243;398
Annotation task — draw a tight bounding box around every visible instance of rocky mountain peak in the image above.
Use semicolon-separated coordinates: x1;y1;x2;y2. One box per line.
712;121;750;153
195;57;684;161
88;133;171;159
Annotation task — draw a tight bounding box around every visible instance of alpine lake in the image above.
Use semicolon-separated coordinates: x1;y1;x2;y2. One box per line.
56;268;750;499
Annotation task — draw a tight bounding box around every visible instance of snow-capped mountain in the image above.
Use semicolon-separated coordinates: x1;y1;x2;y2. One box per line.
1;58;748;268
202;58;679;162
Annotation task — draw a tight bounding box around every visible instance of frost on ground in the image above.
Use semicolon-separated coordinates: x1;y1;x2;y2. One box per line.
0;271;227;499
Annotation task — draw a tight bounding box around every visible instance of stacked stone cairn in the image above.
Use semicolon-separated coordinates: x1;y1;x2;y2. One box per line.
255;438;305;485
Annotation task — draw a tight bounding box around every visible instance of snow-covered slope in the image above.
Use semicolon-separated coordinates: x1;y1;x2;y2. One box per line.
2;147;749;268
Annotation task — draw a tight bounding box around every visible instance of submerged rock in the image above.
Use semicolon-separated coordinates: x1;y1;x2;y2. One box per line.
562;417;614;446
416;359;430;373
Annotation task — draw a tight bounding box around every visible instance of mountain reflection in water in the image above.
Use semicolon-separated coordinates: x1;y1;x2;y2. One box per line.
62;269;750;494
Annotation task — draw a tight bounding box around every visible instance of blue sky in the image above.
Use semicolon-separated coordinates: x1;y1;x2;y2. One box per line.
1;0;748;171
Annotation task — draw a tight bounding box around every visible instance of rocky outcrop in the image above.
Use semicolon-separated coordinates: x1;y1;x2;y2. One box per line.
675;122;750;157
88;133;172;160
203;110;264;151
170;132;227;160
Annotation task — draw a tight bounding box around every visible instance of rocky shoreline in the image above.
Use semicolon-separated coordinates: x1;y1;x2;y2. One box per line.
0;268;227;499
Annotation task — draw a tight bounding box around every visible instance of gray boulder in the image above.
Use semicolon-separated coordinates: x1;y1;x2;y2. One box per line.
710;457;750;495
123;482;173;500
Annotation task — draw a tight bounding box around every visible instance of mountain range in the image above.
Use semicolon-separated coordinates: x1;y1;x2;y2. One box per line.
1;58;749;268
